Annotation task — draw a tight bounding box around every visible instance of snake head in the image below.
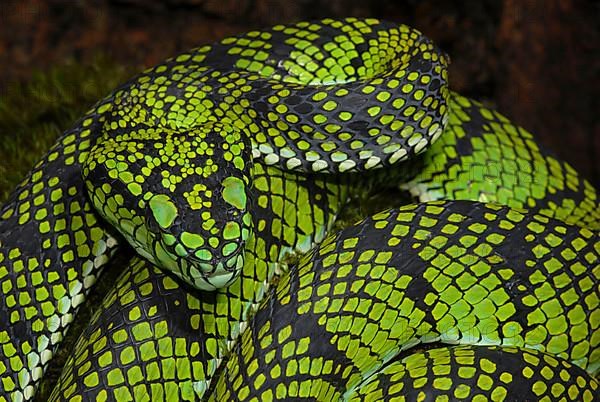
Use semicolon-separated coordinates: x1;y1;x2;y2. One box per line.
84;121;253;291
144;173;252;290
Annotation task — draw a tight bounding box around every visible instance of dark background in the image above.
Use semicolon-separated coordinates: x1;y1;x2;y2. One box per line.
0;0;598;186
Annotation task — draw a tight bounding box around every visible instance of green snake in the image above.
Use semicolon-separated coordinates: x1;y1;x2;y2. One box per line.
0;18;598;401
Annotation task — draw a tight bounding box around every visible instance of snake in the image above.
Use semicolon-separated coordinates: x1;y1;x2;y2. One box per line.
0;17;598;401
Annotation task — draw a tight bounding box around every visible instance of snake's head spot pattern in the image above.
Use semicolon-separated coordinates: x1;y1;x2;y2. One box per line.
84;122;253;290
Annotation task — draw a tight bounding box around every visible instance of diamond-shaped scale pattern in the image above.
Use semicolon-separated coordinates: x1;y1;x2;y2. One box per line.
0;17;446;400
49;258;210;401
1;17;599;402
105;17;449;174
212;201;599;400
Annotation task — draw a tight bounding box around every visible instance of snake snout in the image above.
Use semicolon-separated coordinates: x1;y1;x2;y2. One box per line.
145;203;250;291
184;241;246;290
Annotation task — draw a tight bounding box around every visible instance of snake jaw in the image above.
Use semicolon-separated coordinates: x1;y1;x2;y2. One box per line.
185;244;246;290
180;233;247;290
140;206;250;291
135;227;236;291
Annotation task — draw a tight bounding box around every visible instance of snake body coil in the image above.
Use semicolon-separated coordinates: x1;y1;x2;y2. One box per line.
0;18;598;402
213;200;599;400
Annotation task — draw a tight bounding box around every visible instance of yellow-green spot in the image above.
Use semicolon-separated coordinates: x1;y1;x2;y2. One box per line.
222;177;247;210
149;194;178;229
181;232;204;249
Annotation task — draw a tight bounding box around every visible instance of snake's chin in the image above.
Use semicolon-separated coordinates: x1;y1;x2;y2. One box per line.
189;253;245;291
147;237;247;291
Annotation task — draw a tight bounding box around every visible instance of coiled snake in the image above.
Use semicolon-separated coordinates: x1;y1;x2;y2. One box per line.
0;18;598;401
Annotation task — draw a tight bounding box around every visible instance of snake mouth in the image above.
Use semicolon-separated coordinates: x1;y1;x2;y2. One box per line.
146;226;247;290
184;245;246;290
185;240;246;271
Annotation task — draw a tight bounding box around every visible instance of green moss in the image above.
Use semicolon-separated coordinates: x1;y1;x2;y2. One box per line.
0;55;135;202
